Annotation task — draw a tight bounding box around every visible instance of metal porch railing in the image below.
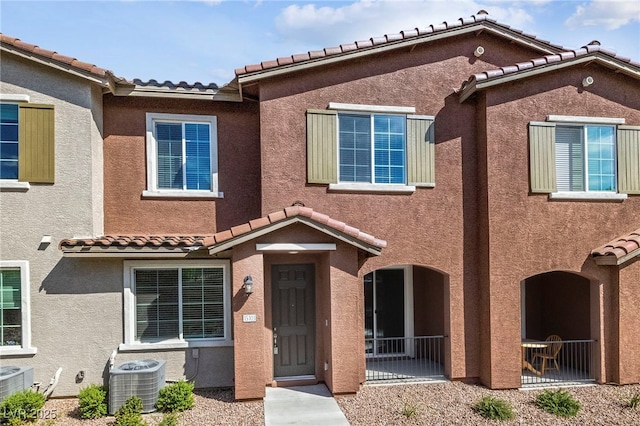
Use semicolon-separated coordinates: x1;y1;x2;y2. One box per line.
521;339;595;386
365;336;445;382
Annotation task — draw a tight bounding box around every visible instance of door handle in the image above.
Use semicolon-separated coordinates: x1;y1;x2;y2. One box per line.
273;328;279;355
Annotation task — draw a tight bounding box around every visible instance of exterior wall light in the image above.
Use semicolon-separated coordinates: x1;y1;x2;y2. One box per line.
243;276;254;295
474;46;485;57
582;76;594;87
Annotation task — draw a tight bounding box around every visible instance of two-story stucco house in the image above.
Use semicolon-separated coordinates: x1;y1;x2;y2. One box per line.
0;34;108;393
2;12;640;400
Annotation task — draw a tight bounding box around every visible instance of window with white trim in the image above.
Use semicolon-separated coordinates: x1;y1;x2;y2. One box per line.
0;261;35;355
145;113;219;197
529;116;640;198
0;104;19;179
306;104;435;191
0;98;55;186
339;113;406;184
555;124;616;192
123;261;231;348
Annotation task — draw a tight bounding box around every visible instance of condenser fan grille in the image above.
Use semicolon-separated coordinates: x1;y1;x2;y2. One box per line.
0;367;21;377
119;360;160;371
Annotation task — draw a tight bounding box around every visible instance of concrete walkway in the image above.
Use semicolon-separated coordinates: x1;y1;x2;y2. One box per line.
264;384;350;425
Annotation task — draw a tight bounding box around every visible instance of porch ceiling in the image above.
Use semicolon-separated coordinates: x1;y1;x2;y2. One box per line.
592;228;640;265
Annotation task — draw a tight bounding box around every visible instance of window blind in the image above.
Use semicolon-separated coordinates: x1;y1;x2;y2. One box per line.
0;269;22;346
135;269;179;341
555;126;584;192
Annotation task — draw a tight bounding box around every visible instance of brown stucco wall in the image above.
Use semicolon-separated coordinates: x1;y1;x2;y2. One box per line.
232;242;266;400
251;32;547;384
617;258;640;384
481;62;640;387
102;95;260;235
230;223;364;399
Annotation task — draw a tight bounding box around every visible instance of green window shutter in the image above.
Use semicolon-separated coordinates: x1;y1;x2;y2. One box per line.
529;122;556;193
406;115;435;186
617;126;640;195
18;103;55;183
306;109;337;184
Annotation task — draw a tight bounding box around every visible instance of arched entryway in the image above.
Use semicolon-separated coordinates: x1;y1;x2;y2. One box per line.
364;265;447;382
520;271;596;386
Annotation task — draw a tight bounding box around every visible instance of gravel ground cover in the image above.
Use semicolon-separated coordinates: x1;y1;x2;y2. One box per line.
337;381;640;425
36;388;263;426
33;381;640;425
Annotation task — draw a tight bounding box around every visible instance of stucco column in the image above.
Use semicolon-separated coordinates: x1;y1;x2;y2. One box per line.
327;244;362;394
617;260;640;384
232;243;266;400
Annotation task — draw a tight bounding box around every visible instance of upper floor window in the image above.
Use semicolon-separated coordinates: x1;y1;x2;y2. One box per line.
556;124;616;192
306;103;435;193
0;261;36;355
0;99;54;187
0;104;19;179
529;116;640;200
144;113;220;198
339;114;406;184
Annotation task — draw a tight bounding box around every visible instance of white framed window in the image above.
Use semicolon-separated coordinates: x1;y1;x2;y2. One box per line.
338;113;407;185
144;113;221;199
0;103;19;180
529;116;639;200
0;261;36;355
122;260;231;350
555;124;616;192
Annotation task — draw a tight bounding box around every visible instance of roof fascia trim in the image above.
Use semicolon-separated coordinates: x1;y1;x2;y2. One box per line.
111;85;242;102
1;45;109;86
593;249;640;266
460;55;640;102
61;248;195;258
238;24;560;84
207;216;382;256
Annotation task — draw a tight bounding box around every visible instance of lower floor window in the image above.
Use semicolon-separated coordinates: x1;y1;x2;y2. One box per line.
0;261;32;353
1;268;22;346
125;261;230;345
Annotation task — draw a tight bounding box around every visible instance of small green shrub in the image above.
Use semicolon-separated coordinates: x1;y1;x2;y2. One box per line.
156;380;194;413
627;393;640;409
535;389;581;417
474;396;515;421
401;400;420;418
158;413;178;426
114;396;146;426
0;389;46;425
77;384;108;419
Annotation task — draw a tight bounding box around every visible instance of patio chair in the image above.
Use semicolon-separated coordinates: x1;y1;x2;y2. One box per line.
532;334;562;375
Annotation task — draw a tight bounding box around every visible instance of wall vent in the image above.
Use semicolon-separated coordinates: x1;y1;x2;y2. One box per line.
0;366;34;401
108;359;166;414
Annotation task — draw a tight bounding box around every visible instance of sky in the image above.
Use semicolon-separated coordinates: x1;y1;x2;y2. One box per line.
0;0;638;86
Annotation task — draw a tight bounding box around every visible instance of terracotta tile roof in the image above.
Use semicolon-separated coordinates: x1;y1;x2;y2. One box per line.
0;34;222;92
1;33;109;79
592;228;640;263
59;235;210;249
466;43;640;85
132;79;219;91
201;205;387;250
60;206;387;253
234;14;565;77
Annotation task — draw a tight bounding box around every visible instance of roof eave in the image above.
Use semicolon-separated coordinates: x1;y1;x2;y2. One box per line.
1;45;109;87
207;216;383;256
110;83;241;102
61;246;202;258
237;23;561;85
593;249;640;266
460;54;640;103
